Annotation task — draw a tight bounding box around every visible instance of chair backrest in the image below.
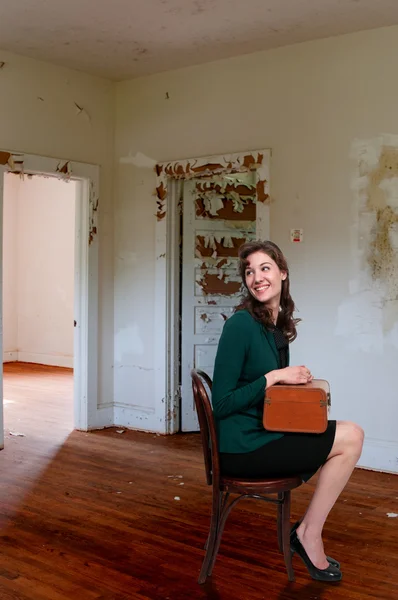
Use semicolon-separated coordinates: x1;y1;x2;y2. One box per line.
191;369;220;487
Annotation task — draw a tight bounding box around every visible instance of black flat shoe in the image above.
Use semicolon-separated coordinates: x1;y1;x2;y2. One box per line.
291;521;340;569
290;530;342;583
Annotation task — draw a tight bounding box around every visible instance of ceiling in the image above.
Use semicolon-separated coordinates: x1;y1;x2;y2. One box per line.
1;0;398;81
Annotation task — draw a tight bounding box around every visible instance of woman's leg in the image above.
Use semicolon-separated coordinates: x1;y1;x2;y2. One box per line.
296;420;364;569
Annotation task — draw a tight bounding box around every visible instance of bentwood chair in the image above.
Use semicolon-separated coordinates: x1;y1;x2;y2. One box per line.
191;368;303;583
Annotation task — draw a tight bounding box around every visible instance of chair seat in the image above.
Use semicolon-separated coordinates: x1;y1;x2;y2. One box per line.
221;474;302;494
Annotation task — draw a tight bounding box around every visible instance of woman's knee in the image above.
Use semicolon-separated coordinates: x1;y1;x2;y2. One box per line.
330;420;364;459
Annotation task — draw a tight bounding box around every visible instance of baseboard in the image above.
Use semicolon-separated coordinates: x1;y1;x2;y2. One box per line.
114;403;160;433
85;405;114;431
3;351;18;363
17;352;74;369
358;438;398;474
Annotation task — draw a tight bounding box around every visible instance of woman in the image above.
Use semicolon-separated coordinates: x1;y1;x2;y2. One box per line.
212;240;364;583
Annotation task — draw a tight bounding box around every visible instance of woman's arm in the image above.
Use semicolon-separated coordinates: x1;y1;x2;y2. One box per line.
212;315;275;419
264;369;282;389
212;316;311;419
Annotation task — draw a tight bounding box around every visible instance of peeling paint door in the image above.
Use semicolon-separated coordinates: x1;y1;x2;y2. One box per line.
181;173;260;431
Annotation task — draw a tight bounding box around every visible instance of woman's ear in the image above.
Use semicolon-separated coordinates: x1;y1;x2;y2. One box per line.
281;271;287;281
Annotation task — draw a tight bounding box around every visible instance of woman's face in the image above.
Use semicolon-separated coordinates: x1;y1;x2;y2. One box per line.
244;251;286;306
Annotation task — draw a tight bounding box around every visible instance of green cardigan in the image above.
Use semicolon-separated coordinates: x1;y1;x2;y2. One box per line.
212;309;288;454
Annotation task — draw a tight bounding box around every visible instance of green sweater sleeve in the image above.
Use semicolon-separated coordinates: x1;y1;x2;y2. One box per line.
212;313;267;419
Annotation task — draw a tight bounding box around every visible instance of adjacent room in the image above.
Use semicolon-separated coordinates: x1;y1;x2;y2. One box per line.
2;173;76;442
0;1;398;599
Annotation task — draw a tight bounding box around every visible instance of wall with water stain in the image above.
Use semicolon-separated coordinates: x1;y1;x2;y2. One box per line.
115;25;398;470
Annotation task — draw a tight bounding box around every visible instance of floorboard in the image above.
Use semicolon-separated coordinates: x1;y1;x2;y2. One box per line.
1;362;397;599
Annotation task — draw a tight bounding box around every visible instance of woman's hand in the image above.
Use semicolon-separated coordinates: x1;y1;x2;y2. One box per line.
279;366;313;385
265;366;313;388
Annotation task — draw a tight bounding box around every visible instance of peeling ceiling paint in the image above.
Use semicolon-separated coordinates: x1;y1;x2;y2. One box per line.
1;0;398;80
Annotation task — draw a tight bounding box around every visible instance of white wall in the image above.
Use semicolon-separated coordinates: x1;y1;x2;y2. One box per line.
114;25;398;471
3;175;76;367
2;174;19;360
113;167;157;428
0;49;114;409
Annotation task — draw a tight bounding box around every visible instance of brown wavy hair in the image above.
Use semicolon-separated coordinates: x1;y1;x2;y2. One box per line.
235;240;300;342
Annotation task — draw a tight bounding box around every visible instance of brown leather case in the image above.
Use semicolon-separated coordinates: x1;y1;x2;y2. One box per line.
263;379;331;434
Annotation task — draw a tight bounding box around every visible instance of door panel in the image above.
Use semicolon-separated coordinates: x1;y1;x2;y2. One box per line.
181;172;261;431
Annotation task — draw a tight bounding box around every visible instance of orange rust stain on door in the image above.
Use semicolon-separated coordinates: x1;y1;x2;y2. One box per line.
191;162;225;174
156;182;167;200
0;151;12;165
0;151;11;166
196;197;256;221
155;182;167;220
197;273;241;295
216;258;228;268
156;201;166;221
256;180;269;203
242;154;258;169
196;236;247;258
57;161;70;174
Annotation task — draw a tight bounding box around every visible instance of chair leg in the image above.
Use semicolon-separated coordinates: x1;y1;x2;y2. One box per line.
206;505;230;577
204;492;229;552
277;493;283;553
198;491;222;584
281;490;295;582
204;532;209;551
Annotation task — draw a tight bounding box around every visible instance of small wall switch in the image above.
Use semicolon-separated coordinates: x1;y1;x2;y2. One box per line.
290;228;303;243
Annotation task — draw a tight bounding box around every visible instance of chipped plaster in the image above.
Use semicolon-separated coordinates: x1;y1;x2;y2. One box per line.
155;150;270;222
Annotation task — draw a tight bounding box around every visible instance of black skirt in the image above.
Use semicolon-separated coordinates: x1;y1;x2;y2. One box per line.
219;420;336;483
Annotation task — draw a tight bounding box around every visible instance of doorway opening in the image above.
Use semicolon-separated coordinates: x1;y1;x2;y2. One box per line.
3;173;76;439
0;150;102;451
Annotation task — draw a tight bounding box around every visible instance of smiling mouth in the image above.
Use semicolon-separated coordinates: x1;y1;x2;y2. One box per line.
254;284;270;292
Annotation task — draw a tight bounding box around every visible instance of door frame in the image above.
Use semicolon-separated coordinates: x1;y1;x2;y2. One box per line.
154;149;271;434
0;150;102;449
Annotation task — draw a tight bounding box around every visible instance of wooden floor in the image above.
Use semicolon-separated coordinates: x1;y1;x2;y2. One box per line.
1;363;398;600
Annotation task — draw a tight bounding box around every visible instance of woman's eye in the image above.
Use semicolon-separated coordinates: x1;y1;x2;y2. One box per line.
262;266;269;271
